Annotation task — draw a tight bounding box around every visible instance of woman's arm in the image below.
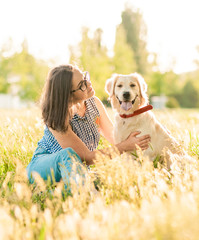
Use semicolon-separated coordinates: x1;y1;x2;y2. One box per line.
94;96;114;144
50;126;122;166
51;125;150;166
50;126;95;165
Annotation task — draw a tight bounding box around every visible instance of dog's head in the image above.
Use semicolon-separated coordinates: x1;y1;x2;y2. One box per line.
105;73;148;114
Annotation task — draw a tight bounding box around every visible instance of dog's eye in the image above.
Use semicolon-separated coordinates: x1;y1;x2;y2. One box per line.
117;84;123;88
130;84;136;87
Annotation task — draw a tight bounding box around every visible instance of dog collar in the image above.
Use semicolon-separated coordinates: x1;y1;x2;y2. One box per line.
119;105;153;118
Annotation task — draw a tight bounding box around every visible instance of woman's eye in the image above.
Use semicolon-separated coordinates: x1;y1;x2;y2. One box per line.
117;84;122;88
130;84;135;87
79;81;84;87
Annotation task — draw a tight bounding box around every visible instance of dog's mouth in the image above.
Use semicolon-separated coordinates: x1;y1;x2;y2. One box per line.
117;95;138;111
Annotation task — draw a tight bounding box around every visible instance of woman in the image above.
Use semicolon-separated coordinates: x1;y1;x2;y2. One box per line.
26;64;150;191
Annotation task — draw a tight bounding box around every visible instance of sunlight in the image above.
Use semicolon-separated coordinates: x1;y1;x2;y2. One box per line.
0;0;199;73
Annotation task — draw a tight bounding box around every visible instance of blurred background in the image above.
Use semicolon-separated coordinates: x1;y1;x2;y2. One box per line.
0;0;199;109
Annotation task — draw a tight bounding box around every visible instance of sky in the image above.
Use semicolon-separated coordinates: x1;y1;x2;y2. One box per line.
0;0;199;74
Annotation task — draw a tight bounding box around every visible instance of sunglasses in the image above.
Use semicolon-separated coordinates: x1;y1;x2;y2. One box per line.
71;71;90;93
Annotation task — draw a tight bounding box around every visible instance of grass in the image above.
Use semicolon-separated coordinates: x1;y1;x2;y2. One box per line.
0;107;199;239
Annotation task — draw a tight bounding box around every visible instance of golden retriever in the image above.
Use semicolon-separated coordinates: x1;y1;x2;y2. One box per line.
105;72;183;164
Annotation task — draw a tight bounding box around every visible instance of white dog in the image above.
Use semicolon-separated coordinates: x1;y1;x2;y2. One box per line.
105;73;182;163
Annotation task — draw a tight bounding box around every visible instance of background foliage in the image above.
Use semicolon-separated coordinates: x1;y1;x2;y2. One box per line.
0;7;199;107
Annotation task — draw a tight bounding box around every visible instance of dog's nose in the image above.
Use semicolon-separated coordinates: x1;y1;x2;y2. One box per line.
123;91;130;100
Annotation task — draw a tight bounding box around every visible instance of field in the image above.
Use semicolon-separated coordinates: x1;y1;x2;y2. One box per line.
0;107;199;240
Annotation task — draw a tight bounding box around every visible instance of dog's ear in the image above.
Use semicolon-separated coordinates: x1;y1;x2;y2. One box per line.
132;73;148;106
105;74;118;97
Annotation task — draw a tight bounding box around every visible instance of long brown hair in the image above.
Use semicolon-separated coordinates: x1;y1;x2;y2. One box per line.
41;64;74;132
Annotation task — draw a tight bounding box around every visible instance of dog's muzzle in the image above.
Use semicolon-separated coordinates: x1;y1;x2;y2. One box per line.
117;95;138;111
123;91;130;100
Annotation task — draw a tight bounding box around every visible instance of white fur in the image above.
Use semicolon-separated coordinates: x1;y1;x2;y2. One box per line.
105;73;182;162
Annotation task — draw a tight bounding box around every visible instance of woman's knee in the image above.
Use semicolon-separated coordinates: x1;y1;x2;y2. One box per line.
59;147;82;163
58;148;86;177
26;147;83;186
65;147;80;156
26;153;62;183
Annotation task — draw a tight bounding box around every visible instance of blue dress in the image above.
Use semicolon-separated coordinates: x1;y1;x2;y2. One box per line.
26;97;100;191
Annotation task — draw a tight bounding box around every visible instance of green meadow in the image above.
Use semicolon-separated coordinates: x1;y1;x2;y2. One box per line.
0;107;199;240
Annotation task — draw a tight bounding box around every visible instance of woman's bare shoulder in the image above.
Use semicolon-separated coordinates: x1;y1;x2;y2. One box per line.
93;96;105;111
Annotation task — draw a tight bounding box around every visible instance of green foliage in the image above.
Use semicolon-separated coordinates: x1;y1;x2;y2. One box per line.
69;25;138;101
166;97;180;108
148;71;164;96
163;71;180;96
0;51;12;93
0;40;49;101
121;6;149;75
112;25;137;74
0;76;9;93
147;69;199;108
70;27;112;101
178;80;199;108
69;25;199;108
1;10;199;107
148;70;180;96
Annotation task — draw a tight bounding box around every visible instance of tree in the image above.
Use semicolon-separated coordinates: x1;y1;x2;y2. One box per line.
0;57;11;93
179;80;199;108
0;39;14;93
148;71;165;96
112;25;137;74
10;41;49;101
0;39;49;101
121;5;149;75
69;27;112;101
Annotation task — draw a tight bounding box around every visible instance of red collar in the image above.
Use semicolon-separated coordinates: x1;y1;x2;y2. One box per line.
119;105;153;119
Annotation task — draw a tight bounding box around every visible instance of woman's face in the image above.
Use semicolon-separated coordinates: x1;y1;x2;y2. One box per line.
71;68;95;104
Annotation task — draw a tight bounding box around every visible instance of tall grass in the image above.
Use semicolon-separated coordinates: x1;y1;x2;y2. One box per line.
0;107;199;239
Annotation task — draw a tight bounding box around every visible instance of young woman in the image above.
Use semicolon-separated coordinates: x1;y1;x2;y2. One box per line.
26;64;151;191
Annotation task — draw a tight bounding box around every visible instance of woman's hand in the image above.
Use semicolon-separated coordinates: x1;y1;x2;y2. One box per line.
116;131;151;153
126;131;151;150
